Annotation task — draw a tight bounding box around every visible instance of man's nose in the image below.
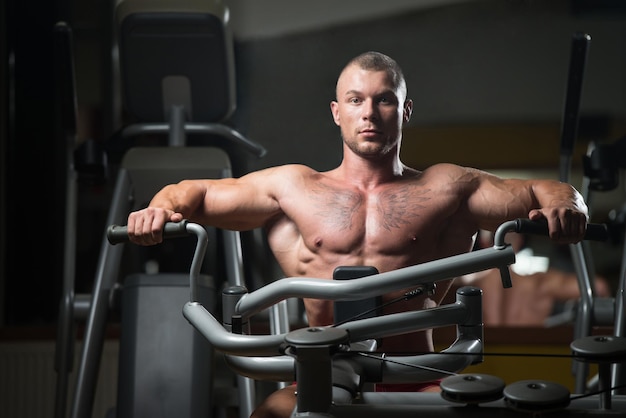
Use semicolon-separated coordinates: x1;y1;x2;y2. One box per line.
362;99;379;120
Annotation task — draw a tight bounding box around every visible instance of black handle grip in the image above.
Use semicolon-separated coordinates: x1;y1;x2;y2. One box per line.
514;218;608;242
106;220;190;245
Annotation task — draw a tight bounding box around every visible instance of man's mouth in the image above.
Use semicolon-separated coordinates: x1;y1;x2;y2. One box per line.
360;128;382;136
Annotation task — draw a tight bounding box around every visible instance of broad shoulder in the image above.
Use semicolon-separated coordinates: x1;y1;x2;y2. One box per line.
420;162;482;178
251;163;321;183
416;163;490;189
241;164;323;197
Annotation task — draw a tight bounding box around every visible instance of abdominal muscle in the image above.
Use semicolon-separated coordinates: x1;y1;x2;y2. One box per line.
267;217;459;354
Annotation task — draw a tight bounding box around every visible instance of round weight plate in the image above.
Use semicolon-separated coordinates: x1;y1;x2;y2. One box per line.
571;335;626;363
504;380;570;412
440;373;505;404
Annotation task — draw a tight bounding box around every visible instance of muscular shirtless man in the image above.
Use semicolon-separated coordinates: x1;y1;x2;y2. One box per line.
126;51;589;418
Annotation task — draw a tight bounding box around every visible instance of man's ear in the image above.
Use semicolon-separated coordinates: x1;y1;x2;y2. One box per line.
403;99;413;123
330;100;340;126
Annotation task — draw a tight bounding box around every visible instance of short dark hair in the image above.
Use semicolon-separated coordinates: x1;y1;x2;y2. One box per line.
347;51;407;97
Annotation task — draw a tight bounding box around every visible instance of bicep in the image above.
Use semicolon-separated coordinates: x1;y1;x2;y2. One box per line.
195;170;283;230
464;172;538;230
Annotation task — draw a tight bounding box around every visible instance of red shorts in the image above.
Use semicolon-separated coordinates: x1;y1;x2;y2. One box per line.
375;380;442;392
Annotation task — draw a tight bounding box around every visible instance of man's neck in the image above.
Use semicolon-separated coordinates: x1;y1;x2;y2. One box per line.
337;151;404;189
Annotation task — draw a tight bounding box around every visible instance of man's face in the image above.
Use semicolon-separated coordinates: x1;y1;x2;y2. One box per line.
330;65;411;158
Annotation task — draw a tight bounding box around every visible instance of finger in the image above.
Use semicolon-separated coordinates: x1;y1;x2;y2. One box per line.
552;219;563;242
528;209;544;221
562;209;587;243
559;210;588;243
137;210;154;245
546;211;562;242
148;210;166;244
559;209;571;239
128;211;148;244
574;212;587;241
127;212;137;240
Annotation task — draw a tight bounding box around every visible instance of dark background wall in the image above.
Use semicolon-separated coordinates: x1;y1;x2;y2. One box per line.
3;0;68;325
2;0;626;326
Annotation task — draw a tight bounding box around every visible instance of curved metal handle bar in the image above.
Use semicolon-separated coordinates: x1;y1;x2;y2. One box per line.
108;220;209;301
335;300;474;342
121;122;267;158
235;246;514;320
183;301;286;356
225;355;294;382
186;287;483;387
223;335;482;384
183;300;476;357
184;291;478;356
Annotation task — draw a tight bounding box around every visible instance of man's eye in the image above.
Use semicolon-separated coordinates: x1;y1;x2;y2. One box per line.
349;97;361;104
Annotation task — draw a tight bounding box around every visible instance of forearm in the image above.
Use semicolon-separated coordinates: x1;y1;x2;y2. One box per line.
148;180;208;221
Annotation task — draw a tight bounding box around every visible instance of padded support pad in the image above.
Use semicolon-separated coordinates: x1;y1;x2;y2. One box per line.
116;0;236;122
116;273;216;418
